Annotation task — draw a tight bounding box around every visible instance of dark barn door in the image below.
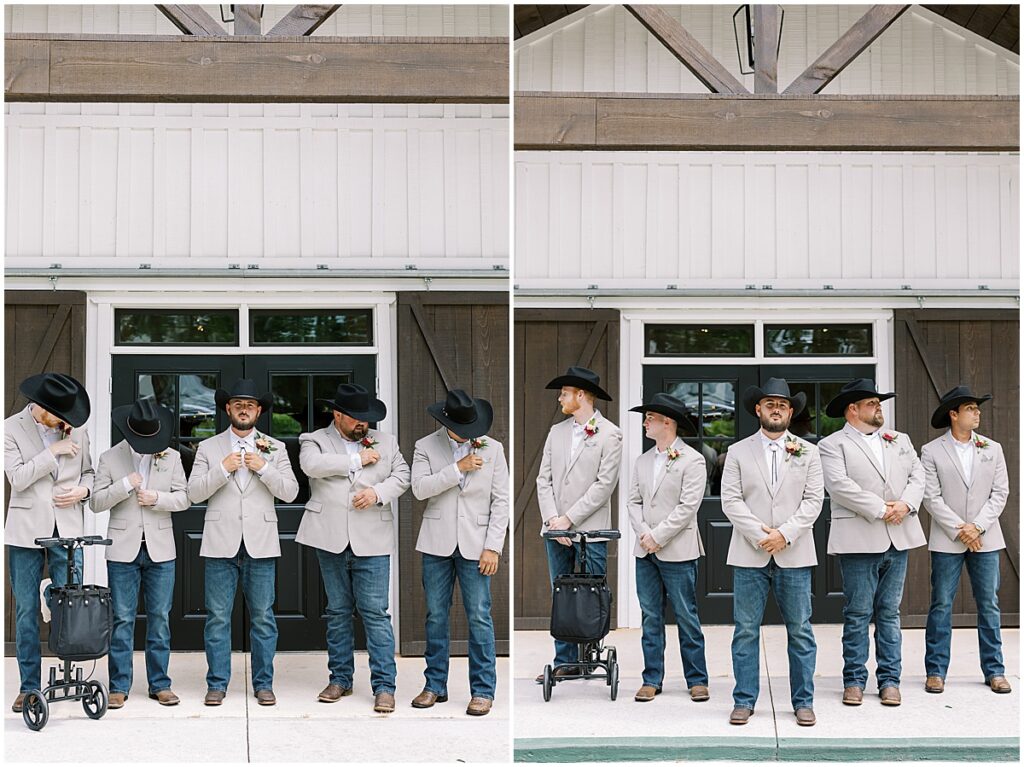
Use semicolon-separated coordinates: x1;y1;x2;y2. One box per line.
111;354;376;651
642;363;875;624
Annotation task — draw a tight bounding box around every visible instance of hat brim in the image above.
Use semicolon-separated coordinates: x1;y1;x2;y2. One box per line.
112;403;175;454
19;374;91;427
824;390;896;419
628;403;691;426
930;394;992;429
545;375;612;401
215;390;273;413
316;398;387;423
427;397;493;440
742;388;808;418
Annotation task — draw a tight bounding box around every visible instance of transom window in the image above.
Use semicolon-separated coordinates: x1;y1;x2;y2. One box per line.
251;309;373;346
646;325;754;357
116;309;238;346
764;324;872;357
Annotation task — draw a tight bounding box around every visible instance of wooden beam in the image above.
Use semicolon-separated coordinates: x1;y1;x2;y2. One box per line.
624;5;748;94
231;5;262;36
5;34;509;103
154;5;227;36
751;4;778;94
784;5;909;95
267;5;341;37
514;93;1020;151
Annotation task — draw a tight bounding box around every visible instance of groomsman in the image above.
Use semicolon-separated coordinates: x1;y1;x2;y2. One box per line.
410;389;509;716
187;379;298;707
91;397;189;708
721;379;823;727
535;366;622;680
921;386;1011;694
819;379;925;707
296;384;410;713
5;373;93;713
626;393;709;704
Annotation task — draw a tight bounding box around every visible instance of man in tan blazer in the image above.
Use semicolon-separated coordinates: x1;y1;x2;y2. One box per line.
4;373;93;713
91;397;189;709
410;389;509;717
721;379;823;727
921;386;1011;695
295;383;410;713
535;366;622;679
819;379;925;707
187;379;298;707
626;393;709;705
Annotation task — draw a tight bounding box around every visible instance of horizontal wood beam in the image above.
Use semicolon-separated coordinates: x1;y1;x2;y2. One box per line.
5;34;509;103
266;5;341;37
514;93;1019;151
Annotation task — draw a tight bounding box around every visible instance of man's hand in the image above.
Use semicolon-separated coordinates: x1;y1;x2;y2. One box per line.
136;489;159;506
758;525;787;554
352;488;379;509
639;532;662;554
222;452;243;473
359;448;380;467
966;537;984;553
957;522;982;545
53;486;89;508
127;472;144;490
546;515;573;546
457;454;484;473
883;501;910;525
243;451;267;472
479;549;500;576
49;439;79;458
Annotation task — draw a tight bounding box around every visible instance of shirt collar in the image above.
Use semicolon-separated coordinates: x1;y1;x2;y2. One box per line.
760;431;786;448
573;411;600;429
951;430;975;449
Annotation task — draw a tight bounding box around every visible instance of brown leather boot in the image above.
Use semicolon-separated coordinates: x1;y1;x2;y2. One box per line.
879;687;901;706
204;689;226;706
108;692;127;709
842;686;863;706
11;693;26;713
374;691;396;713
466;697;492;716
795;708;816;726
729;707;753;725
318;684;353;703
690;685;710;702
255;689;276;706
411;690;448;708
634;685;660;702
149;689;180;706
988;676;1012;694
925;676;944;693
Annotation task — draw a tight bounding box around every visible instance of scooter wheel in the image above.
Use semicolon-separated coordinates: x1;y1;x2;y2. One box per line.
609;661;619;701
542;665;553;702
82;681;108;720
22;690;48;731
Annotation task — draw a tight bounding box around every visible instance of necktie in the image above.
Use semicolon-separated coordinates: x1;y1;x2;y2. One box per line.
770;443;779;485
236;441;252;490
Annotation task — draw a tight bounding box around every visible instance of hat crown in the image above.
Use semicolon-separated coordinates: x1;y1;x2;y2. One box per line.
225;378;261;400
758;377;793;399
127;397;164;437
36;374;80;411
443;389;478;424
940;384;973;400
334;383;369;411
563;366;600;386
842;378;877;394
649;392;687;410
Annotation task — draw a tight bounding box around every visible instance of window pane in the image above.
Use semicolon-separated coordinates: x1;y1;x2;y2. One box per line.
664;380;735;497
270;375;307;438
645;325;754;357
251;309;373;346
764;325;872;356
313;374;354;430
817;381;850;438
136;372;218;478
787;382;817;441
116;310;238;345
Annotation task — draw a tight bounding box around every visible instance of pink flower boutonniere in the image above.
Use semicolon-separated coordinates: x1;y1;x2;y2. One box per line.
59;422;72;440
360;435;379;449
881;432;897;444
784;437;806;459
470;438;488;451
254;434;277;455
974;438;990;449
666;447;680;463
583;417;599;439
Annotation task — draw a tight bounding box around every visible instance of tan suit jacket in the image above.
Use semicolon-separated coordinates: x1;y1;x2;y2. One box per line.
922;431;1008;553
90;441;190;563
4;408;94;548
820;423;926;555
626;438;706;562
412;427;510;560
720;431;824;568
187;429;299;559
295;426;411;557
536;412;622;533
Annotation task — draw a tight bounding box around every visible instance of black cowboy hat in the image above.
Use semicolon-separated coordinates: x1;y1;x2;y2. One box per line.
824;378;896;418
317;383;387;423
112;396;175;454
19;372;91;427
931;385;992;429
545;366;612;401
214;378;273;413
629;392;691;426
742;378;807;417
427;389;493;440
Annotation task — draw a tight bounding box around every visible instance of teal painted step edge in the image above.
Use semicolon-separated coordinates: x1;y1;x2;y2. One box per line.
514;737;1020;763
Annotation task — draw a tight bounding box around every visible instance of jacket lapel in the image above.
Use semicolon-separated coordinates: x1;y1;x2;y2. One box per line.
565;416;591;475
881;432;894;480
749;435;776;497
652;437;683;497
219;430;244;493
776;432;793;488
437;427;467;492
844;424;884;479
940;432;969;487
18;410;46;457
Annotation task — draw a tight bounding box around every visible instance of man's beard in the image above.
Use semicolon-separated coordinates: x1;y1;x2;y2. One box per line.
561;398;579;416
861;411;884;428
759;412;791;435
229;413;255;431
341;422;368;441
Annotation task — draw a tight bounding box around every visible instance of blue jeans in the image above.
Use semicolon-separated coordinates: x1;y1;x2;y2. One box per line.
7;543;83;692
421;551;497;700
635;555;708;689
838;546;908;690
545;538;607;665
204;544;277;692
317;546;396;695
925;550;1005;681
732;563;816;710
107;544;175;696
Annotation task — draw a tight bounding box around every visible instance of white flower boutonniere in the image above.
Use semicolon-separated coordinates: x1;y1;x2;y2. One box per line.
254;434;277;455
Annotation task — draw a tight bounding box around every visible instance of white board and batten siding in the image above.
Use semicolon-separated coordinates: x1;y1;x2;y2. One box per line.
516;4;1019;96
514;151;1019;290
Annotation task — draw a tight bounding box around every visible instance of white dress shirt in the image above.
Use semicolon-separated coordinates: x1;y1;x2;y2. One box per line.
571;411;600;457
336;428;365;478
760;431;787;485
29;405;62;480
449;436;473;489
652;446;669;487
223;431;268;488
951;431;975;484
861;429;885;470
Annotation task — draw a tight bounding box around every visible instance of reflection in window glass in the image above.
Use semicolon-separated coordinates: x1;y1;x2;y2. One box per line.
664;380;737;497
270;375;306;437
251;310;373;346
764;325;872;356
817;381;849;438
117;310;238;345
136;372;219;477
645;325;754;357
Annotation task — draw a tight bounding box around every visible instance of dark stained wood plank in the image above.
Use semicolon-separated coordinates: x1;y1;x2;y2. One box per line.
231;5;262;36
514;94;596;147
751;4;779;94
6;35;509;103
266;5;341;37
155;4;227;36
624;5;749;94
784;5;909;95
3;38;48;98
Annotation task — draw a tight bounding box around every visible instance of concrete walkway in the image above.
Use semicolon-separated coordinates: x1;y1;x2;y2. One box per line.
514;626;1019;762
5;652;509;763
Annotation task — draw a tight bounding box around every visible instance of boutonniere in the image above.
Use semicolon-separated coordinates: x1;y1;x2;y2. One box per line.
470;438;488;451
784;437;806;460
666;447;680;463
881;432;897;444
152;450;168;466
974;438;990;450
583;417;599;439
254;433;277;455
59;422;72;440
360;435;378;449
